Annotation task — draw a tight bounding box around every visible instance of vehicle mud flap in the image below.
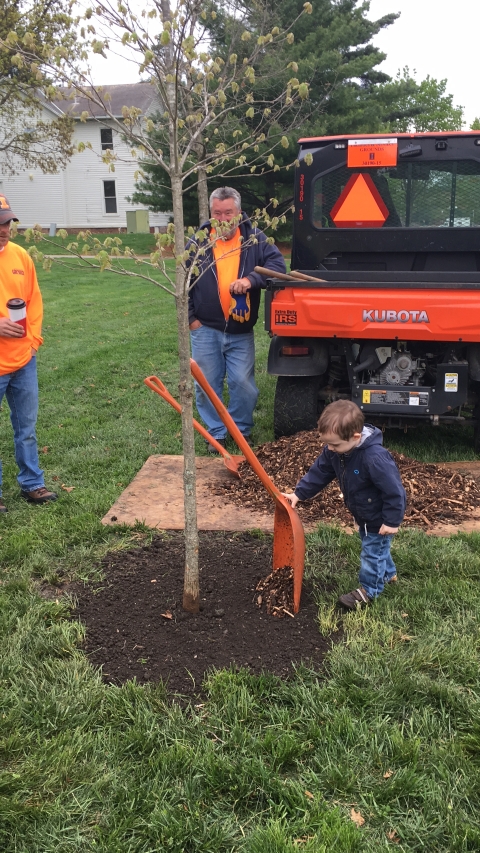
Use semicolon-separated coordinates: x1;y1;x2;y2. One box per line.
274;375;322;438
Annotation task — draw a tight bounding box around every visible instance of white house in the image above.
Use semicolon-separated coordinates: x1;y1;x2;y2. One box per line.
0;83;170;231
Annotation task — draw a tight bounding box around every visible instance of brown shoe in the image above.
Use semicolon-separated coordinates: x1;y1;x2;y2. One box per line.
20;487;58;504
0;498;7;513
338;587;371;610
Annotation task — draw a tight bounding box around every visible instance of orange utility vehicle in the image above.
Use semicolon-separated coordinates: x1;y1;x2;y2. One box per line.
266;132;480;449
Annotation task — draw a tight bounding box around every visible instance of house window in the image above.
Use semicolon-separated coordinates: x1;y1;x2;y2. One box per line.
101;128;113;151
103;180;117;214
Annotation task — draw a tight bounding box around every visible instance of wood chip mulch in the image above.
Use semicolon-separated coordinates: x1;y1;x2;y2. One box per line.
255;566;295;618
212;430;480;529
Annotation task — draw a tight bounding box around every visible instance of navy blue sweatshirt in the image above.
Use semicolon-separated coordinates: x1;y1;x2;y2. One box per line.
187;213;286;334
294;426;406;532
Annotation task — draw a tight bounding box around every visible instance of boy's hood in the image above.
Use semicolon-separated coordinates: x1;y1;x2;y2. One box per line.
355;424;383;451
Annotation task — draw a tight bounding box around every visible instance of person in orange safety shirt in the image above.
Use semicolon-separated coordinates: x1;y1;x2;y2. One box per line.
0;194;57;512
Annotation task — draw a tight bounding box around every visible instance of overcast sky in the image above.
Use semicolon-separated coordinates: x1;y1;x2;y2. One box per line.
368;0;478;126
89;0;479;127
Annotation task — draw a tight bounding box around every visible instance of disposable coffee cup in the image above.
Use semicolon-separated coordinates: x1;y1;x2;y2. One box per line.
7;298;26;335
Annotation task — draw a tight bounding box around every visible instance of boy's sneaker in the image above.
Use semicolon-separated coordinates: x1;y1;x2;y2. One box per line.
0;498;7;513
20;487;58;504
387;574;398;584
338;587;371;610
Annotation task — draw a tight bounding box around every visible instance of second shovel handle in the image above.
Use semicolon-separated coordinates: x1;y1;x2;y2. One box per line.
144;375;232;458
254;265;326;283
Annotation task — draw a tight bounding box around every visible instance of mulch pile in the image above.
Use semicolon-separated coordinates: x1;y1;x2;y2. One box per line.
255;566;294;618
213;431;480;529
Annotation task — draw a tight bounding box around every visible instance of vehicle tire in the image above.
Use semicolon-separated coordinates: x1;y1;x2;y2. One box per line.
274;375;323;438
473;403;480;455
473;428;480;455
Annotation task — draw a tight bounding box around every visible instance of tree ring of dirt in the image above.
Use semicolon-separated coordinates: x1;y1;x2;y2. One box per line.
73;532;338;699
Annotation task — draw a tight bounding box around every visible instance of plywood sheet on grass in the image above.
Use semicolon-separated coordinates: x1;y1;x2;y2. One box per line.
102;456;480;537
102;455;274;532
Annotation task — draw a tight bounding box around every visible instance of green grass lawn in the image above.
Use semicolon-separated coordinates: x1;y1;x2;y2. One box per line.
13;231;160;255
1;261;480;852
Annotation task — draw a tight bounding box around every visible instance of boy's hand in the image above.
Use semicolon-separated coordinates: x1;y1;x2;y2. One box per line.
379;524;399;535
282;492;299;508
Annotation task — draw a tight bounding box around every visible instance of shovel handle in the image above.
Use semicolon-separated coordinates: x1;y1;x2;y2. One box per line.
144;375;238;463
254;265;326;283
190;359;287;505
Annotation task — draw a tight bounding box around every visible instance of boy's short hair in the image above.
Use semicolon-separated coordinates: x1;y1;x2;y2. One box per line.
318;399;365;440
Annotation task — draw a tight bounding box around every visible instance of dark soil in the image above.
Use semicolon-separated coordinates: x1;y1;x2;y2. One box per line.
213;430;480;529
74;532;336;699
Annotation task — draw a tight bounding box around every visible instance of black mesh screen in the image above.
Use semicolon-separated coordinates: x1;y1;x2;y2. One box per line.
312;160;480;229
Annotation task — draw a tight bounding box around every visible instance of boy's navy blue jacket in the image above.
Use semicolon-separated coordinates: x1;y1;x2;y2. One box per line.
187;213;286;334
294;426;406;532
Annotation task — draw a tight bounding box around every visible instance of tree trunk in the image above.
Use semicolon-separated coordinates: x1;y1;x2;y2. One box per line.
171;176;200;612
192;138;209;224
161;0;200;613
197;160;209;224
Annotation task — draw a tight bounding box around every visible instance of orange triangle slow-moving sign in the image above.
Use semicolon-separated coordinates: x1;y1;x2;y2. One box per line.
330;173;389;228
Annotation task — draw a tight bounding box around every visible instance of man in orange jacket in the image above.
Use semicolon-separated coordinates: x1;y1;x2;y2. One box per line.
0;194;57;512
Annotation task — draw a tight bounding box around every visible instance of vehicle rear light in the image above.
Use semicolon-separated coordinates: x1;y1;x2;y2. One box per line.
281;346;310;356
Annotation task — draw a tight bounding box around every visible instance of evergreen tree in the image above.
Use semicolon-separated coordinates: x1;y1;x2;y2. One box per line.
131;0;464;228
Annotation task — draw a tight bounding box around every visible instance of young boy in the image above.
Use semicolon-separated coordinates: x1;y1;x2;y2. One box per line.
283;399;406;610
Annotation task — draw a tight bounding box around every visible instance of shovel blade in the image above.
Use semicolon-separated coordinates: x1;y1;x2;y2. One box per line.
273;502;305;613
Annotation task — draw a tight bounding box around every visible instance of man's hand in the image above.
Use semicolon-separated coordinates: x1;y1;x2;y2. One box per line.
379;524;399;535
189;320;202;330
282;492;300;508
0;317;25;338
229;277;251;295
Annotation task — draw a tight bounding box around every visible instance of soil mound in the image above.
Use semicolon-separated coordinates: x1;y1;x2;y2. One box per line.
74;532;337;698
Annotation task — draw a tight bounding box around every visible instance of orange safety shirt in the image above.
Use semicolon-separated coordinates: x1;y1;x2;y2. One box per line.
212;227;242;320
0;241;43;376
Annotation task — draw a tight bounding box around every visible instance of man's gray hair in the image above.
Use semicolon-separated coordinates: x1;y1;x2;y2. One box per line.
209;187;241;211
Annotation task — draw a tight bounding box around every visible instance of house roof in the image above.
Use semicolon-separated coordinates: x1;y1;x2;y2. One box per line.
53;82;159;119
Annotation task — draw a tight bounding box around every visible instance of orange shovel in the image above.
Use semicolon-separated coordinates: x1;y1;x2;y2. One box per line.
144;375;241;478
190;358;305;613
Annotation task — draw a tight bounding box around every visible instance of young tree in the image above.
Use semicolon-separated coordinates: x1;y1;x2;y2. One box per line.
1;0;312;612
0;0;75;173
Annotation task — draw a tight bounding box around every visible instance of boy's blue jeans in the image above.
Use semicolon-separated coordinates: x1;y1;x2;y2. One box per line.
0;357;44;495
358;527;397;599
190;325;259;439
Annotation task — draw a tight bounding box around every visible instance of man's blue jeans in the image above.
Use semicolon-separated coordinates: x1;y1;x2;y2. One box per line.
358;527;397;599
0;357;44;495
190;325;259;439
